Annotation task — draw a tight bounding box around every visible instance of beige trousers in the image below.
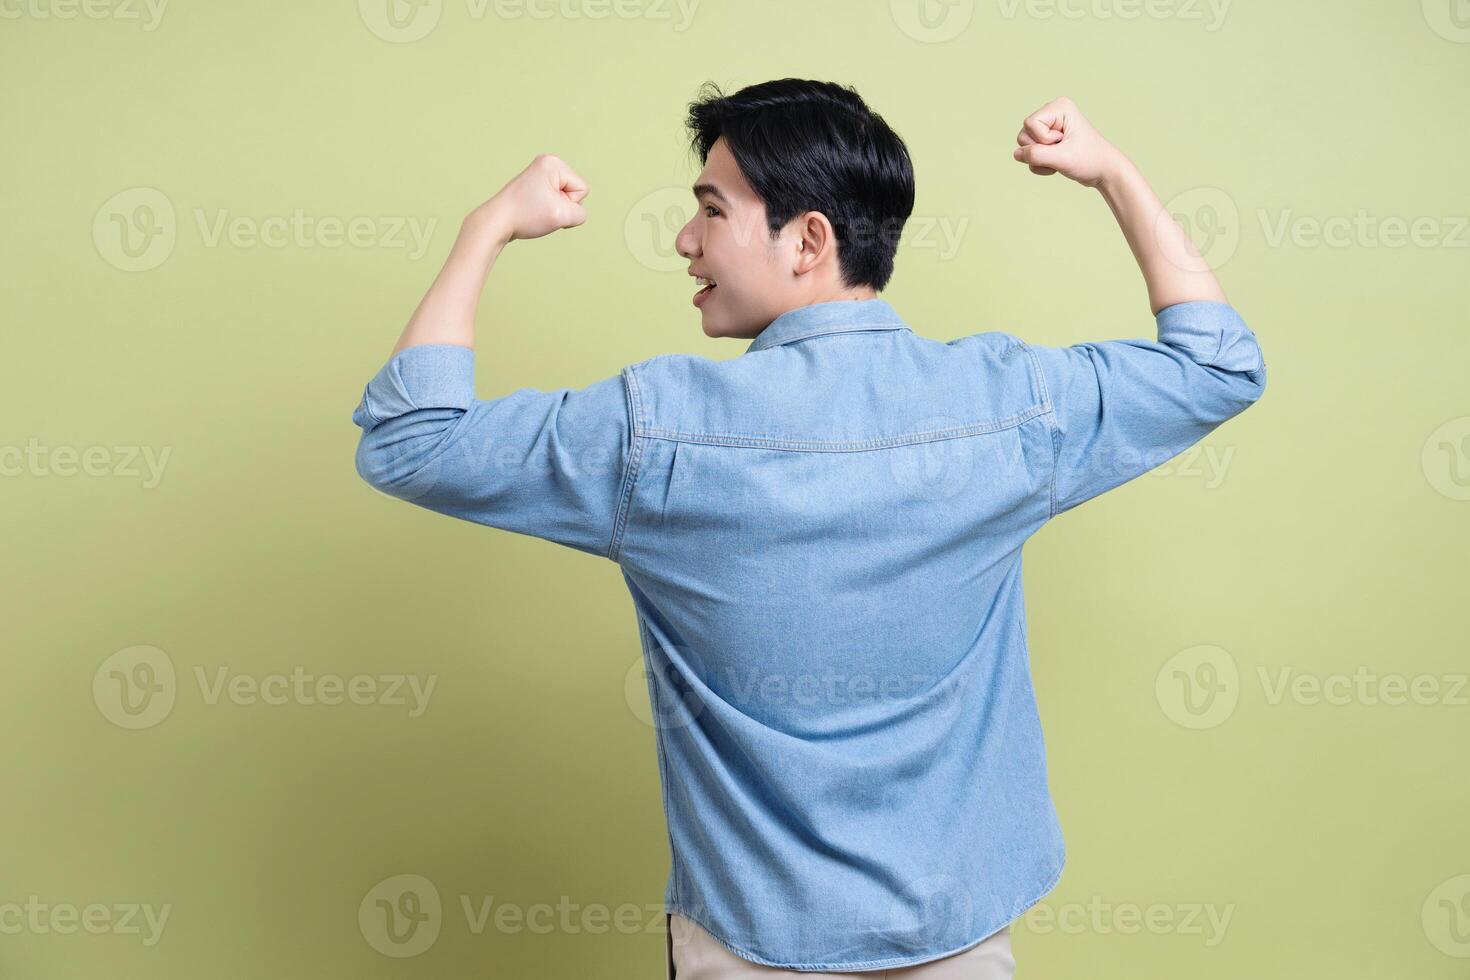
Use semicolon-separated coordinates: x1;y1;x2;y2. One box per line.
665;912;1016;979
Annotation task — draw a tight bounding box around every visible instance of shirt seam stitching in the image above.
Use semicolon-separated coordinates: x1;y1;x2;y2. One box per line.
1017;341;1060;520
668;845;1063;972
638;406;1048;451
637;614;682;912
359;384;382;426
750;322;908;351
608;365;646;562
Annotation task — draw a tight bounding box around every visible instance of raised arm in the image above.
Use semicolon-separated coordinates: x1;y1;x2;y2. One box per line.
351;155;634;559
388;153;590;357
1009;97;1266;517
1011;96;1228;314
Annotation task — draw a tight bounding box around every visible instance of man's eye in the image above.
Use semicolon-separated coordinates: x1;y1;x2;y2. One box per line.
704;205;721;218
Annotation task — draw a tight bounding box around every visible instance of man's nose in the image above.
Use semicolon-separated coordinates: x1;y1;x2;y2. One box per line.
675;218;699;260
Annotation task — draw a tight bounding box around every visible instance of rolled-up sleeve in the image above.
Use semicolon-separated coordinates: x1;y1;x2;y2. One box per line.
351;344;634;559
1025;300;1267;517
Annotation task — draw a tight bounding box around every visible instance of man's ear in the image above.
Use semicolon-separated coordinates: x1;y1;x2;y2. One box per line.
793;212;835;274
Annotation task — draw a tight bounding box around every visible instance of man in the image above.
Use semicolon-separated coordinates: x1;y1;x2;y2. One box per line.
350;80;1266;978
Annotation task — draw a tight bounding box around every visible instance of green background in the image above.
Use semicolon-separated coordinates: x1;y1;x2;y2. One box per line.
3;0;1468;976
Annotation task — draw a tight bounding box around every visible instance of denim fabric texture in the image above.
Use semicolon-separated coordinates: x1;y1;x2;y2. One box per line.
352;297;1267;971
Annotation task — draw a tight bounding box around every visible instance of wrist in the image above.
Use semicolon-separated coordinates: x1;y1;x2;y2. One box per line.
1094;146;1138;195
462;199;515;250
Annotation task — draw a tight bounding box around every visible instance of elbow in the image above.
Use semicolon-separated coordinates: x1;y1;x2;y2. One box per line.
1248;360;1267;404
1217;359;1267;425
1191;354;1266;428
1218;326;1267;405
1239;348;1268;409
354;409;462;502
354;430;397;496
1208;330;1267;416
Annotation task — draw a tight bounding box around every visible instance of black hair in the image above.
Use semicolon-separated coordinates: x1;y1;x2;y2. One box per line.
684;78;916;292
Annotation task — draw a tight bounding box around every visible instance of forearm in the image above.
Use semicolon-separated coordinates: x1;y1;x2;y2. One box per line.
1096;154;1229;316
389;202;514;358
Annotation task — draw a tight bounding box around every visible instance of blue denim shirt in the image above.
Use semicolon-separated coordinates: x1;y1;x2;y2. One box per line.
351;297;1266;971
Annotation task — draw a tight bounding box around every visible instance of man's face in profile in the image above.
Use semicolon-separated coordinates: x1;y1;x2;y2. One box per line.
677;136;800;343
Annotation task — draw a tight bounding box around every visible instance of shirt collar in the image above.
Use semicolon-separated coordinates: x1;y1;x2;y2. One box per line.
744;298;910;354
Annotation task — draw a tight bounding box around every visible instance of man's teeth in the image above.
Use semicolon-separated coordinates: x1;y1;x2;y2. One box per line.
696;277;717;288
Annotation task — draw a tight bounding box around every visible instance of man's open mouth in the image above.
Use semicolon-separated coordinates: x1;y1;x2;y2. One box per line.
693;275;718;307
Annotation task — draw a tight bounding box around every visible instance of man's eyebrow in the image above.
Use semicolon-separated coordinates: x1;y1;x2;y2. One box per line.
692;183;730;204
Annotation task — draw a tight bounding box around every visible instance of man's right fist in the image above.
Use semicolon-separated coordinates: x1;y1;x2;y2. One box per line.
483;153;590;242
1011;97;1122;188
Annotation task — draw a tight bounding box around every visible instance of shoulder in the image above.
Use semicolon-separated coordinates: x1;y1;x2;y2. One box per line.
942;328;1051;406
624;350;727;379
621;351;741;398
944;328;1030;359
619;351;754;433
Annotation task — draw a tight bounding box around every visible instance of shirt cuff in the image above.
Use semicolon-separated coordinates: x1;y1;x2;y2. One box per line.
1155;300;1264;375
351;343;476;430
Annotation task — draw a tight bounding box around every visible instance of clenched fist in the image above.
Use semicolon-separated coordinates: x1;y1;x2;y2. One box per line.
1011;97;1123;188
482;153;590;242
